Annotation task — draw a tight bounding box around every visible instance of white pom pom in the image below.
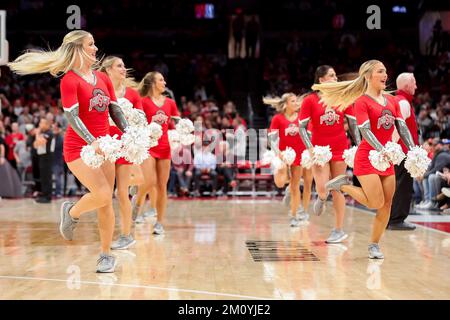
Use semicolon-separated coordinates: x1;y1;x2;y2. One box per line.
281;147;296;166
262;150;276;165
405;146;432;178
271;156;285;173
128;109;148;128
384;141;406;165
117;98;134;117
369;149;390;172
97;134;123;163
180;133;195;146
120;127;151;165
147;122;163;141
175;118;195;135
168;130;181;149
301;150;314;169
343;146;357;168
80;145;105;168
313;145;332;167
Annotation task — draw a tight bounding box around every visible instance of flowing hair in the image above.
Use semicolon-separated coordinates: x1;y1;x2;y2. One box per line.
137;71;161;97
311;60;383;111
98;56;138;88
262;93;296;113
8;30;98;77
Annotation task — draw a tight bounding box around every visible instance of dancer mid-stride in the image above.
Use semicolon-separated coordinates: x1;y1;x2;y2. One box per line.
134;71;181;235
9;30;131;272
312;60;417;259
299;65;361;243
100;56;144;250
264;93;313;227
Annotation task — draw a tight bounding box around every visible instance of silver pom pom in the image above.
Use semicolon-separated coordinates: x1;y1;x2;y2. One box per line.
343;146;358;168
80;144;105;168
98;134;123;163
384;141;406;165
301;150;314;169
313;145;332;167
405;146;432;178
369;149;390;171
281;147;296;166
120;127;151;165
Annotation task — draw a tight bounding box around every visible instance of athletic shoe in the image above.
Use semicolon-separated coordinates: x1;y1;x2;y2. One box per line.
96;254;116;273
325;175;350;193
368;243;384;259
442;187;450;198
325;229;348;244
59;201;78;241
143;208;157;218
283;185;291;207
313;197;327;216
289;217;300;227
295;206;309;221
153;222;165;235
111;235;136;250
135;215;145;224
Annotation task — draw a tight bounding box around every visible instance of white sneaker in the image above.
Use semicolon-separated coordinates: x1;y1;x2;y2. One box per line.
135;215;145;224
153;222;165;235
290;217;300;227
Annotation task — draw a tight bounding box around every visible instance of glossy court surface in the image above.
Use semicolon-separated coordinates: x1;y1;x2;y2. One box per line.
0;198;449;299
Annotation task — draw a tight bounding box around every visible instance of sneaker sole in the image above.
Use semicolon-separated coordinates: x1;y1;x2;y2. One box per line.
313;200;326;216
59;201;73;241
325;233;348;244
368;255;385;259
111;239;137;250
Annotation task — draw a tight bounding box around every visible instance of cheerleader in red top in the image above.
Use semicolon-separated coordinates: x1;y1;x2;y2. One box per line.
299;65;361;244
100;56;145;249
312;60;418;259
134;71;180;235
9;30;132;272
264;93;313;227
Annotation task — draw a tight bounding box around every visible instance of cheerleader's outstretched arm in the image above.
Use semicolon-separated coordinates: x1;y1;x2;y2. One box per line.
109;101;129;132
298;118;313;149
358;121;384;152
395;118;415;150
345;115;362;145
64;104;95;144
268;130;281;154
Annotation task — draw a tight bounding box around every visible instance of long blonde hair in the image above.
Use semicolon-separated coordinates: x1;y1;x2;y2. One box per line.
311;60;383;111
99;56;138;88
137;71;161;97
8;30;96;77
263;93;296;113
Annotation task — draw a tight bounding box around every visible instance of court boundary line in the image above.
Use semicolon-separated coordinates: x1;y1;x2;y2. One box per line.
350;204;450;236
0;275;273;300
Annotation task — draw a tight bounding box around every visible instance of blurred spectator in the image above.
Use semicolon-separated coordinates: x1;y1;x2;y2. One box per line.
52;122;64;198
416;140;450;210
33;118;54;203
5;122;25;170
193;140;218;197
0;133;22;198
13;125;32;181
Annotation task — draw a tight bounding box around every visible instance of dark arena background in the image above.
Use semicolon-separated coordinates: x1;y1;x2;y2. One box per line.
0;0;449;308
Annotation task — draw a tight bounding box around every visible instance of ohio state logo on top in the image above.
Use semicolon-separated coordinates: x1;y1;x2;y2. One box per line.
320;109;340;126
89;88;110;112
152;110;169;125
377;109;395;130
285;123;299;136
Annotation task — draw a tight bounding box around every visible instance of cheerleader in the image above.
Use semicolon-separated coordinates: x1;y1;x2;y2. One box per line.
99;56;144;249
9;30;131;272
133;71;180;235
264;93;313;227
299;65;361;243
312;60;417;259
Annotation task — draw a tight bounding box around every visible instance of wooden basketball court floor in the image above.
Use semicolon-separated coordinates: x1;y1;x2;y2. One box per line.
0;197;449;300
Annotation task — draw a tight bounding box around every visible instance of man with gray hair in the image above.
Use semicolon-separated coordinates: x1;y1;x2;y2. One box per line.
389;73;419;230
